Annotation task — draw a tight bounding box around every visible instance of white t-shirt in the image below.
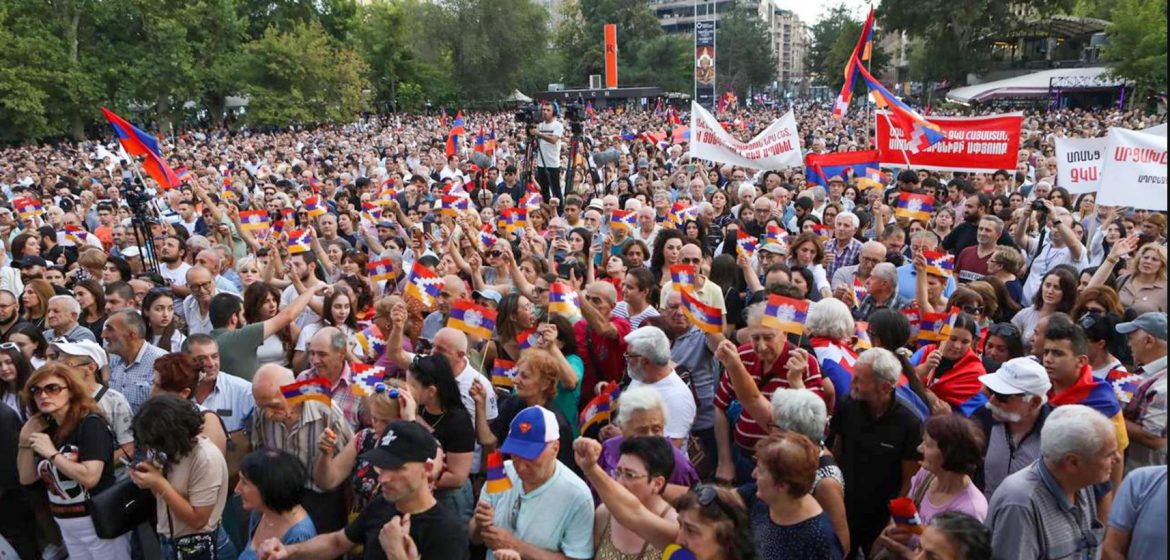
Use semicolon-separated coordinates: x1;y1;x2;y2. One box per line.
627;371;696;441
280;284;322;329
1021;242;1086;303
160;261;192;287
455;362;498;474
536;120;564;169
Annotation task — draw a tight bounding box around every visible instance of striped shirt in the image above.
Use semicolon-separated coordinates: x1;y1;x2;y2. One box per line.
986;460;1100;559
714;342;824;453
250;399;353;493
108;341;169;413
296;364;362;430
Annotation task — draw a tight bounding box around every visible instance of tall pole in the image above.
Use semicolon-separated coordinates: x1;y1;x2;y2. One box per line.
880;110;914;169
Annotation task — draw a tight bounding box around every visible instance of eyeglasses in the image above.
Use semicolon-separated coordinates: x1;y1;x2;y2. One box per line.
610;468;649;481
188;282;213;292
681;257;702;265
693;485;738;519
29;383;66;397
532;286;549;295
373;383;400;398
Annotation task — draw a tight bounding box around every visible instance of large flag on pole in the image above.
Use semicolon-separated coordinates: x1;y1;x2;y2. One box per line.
831;6;875;119
856;63;945;152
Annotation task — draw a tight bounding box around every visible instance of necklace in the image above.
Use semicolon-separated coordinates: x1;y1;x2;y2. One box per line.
423;408;447;430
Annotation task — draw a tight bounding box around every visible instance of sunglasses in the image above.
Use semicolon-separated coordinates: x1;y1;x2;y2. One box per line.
987;323;1019;338
30;383;66;397
962;305;985;315
694;485;738;519
0;342;19;351
373;383;400;398
987;388;1022;402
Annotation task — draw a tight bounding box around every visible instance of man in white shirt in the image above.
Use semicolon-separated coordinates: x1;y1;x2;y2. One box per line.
623;326;696;447
1012;199;1086;303
530;105;564;203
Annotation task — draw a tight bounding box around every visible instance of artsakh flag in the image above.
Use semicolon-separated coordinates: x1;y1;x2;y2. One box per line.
485;451;513;494
917;312;952;346
441;194;470;217
579;383;621;435
737;230;758;259
763;224;788;248
548;282;581;317
404;262;444;308
610;209;636;231
671;203;699;227
923;250;955;278
857;166;884;190
351;363;388;397
13;197;43;219
811;223;832;243
355;325;386;359
516;327;540;350
367;259;397;282
1106;369;1143;404
478;230;500;253
896;193;934;221
500;207;527;233
491;359;518;389
304;195;327;218
360;202;382;226
854;322;873;350
448;299;498;339
286;229;311;254
280;377;332;406
762;294;808;336
670;264;696;293
679;288;723;335
852;278;868;307
520;192;543;210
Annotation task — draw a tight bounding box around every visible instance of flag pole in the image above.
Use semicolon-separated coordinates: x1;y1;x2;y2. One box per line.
879;110;914;170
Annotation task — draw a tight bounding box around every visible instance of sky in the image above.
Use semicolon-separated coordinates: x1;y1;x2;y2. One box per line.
767;0;876;25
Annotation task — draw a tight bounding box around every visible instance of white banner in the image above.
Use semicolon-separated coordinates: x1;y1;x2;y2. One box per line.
1055;136;1104;194
688;101;802;169
1143;123;1167;137
1096;127;1168;211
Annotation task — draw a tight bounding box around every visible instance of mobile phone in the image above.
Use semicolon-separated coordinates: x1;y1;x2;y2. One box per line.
592;232;604;248
685;164;697;173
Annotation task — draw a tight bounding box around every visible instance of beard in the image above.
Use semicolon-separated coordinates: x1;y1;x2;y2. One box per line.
964;211;981;224
986;401;1023;423
159;252;179;264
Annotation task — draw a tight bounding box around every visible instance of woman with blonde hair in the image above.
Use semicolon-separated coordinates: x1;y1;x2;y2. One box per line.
1089;237;1167;314
21;278;55;331
17;364;130;559
491;347;577;470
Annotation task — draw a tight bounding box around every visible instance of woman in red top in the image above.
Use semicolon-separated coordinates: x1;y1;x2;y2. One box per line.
915;313;987;417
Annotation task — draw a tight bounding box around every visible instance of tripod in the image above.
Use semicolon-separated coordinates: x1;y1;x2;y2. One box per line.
563;124;594;201
120;180;161;275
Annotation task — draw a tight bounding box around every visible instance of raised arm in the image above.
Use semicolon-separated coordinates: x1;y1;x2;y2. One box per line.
573;438;679;550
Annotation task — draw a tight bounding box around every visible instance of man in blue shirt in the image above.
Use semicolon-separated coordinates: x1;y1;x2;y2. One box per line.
1104;466;1167;560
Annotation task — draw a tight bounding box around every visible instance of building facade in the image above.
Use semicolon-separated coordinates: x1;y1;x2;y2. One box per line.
757;0;808;96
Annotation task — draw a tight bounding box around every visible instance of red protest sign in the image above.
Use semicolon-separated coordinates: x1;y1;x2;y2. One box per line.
875;112;1023;173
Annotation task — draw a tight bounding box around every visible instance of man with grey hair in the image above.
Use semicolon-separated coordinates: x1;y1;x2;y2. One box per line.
828;347;923;557
44;294;96;342
978;356;1053;497
855;262;910;321
633;205;660;248
297;326;361;429
986;404;1120;559
824;210;863;278
180;264;228;336
955;214;1007;283
103;308;168;412
831;240;885;302
623;326;695;448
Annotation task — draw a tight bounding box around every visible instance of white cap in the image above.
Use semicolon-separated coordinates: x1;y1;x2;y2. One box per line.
50;339;108;369
979;357;1050;397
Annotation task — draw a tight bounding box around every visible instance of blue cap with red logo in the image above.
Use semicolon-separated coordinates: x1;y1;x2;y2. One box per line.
500;406;559;461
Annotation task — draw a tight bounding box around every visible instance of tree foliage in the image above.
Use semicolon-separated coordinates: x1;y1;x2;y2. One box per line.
807;3;855;82
714;5;779;97
1103;0;1167;101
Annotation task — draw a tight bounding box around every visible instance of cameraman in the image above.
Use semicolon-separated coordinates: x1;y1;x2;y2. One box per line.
1012;198;1086;303
529;104;564;204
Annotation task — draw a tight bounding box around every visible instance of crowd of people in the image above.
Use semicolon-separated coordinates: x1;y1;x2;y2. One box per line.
0;99;1166;560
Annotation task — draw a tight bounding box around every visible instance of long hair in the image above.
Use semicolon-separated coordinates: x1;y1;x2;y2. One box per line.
408;354;466;414
322;288;358;331
244;283;294;361
495;293;527;341
23;279;55;319
153;352;201;396
979;276;1021;322
675;486;759;560
0;344;34;406
141;288;181;352
22;364;103;444
7;322;48;361
1031;266;1078;312
73;278;106;321
649;228;684;274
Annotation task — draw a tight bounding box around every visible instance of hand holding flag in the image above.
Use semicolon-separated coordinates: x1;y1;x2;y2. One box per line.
762;294;809;336
448;299;498;339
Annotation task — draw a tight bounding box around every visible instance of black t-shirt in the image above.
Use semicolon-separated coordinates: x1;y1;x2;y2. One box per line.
420;407;474;454
0;404;21;490
41;414;116;513
344;496;469;560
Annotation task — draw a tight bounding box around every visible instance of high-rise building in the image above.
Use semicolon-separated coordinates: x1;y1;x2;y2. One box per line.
757;0;808;96
652;0;747;35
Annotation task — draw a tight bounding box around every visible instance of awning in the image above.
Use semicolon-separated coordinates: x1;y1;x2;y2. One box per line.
946;67;1126;104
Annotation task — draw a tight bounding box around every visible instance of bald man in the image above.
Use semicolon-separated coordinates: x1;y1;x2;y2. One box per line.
419;274;468;342
296;326;361;429
180;265;222;335
195;249;238;294
251;363;353;534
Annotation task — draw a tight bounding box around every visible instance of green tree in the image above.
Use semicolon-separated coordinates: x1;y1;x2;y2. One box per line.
439;0;549;100
807;3;855;82
715;5;778;97
242;20;370;126
1103;0;1167;104
554;0;663;87
626;34;691;93
351;1;416;112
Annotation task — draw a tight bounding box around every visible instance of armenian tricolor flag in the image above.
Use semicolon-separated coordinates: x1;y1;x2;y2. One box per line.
856;60;945;153
441;194;470;217
516;327;540;350
281;377;332;406
486;128;497;155
923;250;955;278
854;321;873;350
831;6;873;120
579;383;621;435
474;127;487;153
351;363;388;397
485;451;513;494
448;299;498;339
895;193;934;222
763;224;788;248
548;282;581;317
287;229;311;254
355;325;386;359
762;294;809;336
812;223;832;243
303;196;326;218
1049;366;1124;422
445;111;465;157
100;107;162;157
491;359;518;389
367;259;397;282
670;264;696;293
500;207;527;233
857;166;884;190
679;288;723;335
736;230;758;259
404;262;444;308
13;197;43;219
610;209;636;231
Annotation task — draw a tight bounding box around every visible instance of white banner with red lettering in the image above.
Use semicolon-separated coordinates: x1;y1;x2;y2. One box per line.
1055;137;1104;194
1095;127;1167;211
688;101;802;169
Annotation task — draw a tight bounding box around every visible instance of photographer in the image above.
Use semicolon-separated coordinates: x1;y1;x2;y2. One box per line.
1011;198;1086;303
529;104;564;205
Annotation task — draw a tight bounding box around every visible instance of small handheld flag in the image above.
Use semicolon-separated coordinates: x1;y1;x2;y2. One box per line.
441;194;471;217
854;321;873;350
355;325;386;359
548;282;581;317
889;497;925;535
304;196;326;218
662;544;698;560
485;451;513;494
679;288;723;335
923;250;954;278
917;312;952;346
287;229;311;254
404;262;444;308
670;264;697;294
274;208;294;234
360;202;382;225
367;259;397;282
239;210;270;233
520;192;543;210
281;377;332;406
491;359;518;389
351;363;387;397
448;299;498;339
13;197;43;219
895;193;934;222
516;327;540;350
500;207;527;233
671;203;699;227
763;224;788;248
579;383;621;435
62;225;91;247
762;294;809;336
852;278;868;307
610;209;636;231
736;230;758;259
811;223;832;243
478;230;500;253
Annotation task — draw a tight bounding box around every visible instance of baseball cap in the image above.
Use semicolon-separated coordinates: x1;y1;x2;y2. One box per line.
1117;312;1168;341
360;421;439;469
499;406;560;461
704;185;717;196
979;357;1051;396
121;246;142;258
50;339;108;369
760;243;785;255
473;289;502;304
16;256;47;268
637;158;650;169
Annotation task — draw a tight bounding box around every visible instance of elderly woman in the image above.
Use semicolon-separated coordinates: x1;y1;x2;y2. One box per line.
594;387;700;500
805;298;855;413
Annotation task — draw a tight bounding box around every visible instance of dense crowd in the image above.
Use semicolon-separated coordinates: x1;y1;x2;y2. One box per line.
0;100;1166;560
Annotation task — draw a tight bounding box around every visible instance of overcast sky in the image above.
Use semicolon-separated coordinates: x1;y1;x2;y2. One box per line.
767;0;876;26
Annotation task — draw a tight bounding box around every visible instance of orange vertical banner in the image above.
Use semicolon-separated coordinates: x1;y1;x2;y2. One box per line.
604;24;618;89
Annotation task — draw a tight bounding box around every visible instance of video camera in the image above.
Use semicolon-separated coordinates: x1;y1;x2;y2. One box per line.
120;177;157;220
515;102;541;124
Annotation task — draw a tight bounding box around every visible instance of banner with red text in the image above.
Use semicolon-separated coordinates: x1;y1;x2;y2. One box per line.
874;112;1023;173
689;101;802;169
1055;136;1104;194
1096;127;1167;211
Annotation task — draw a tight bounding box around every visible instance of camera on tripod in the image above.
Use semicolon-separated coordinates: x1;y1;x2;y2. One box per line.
515;102;541;124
